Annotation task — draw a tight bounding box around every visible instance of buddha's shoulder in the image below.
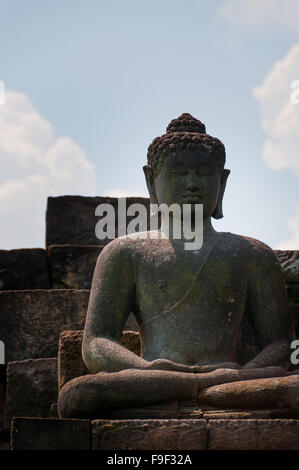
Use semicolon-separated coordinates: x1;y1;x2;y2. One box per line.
217;231;280;266
98;231;162;259
99;231;280;268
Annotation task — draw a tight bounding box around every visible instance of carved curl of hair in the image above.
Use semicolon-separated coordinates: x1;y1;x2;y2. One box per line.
147;113;226;174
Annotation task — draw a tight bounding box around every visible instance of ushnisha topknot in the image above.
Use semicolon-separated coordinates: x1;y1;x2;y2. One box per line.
147;113;226;175
166;113;206;134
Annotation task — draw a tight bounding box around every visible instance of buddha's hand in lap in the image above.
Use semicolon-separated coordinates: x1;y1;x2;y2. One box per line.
194;362;242;372
144;359;242;373
144;358;203;373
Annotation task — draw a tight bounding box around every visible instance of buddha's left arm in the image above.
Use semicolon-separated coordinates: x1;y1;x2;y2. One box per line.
243;244;296;369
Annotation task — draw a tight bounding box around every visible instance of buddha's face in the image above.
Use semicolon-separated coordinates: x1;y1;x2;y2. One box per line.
151;150;225;219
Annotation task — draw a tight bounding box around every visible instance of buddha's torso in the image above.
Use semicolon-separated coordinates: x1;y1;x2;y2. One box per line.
130;231;254;365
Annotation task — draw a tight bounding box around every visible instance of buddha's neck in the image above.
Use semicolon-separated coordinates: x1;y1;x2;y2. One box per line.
160;215;217;243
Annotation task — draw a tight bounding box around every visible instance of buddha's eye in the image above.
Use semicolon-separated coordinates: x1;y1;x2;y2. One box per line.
197;172;212;177
172;169;188;176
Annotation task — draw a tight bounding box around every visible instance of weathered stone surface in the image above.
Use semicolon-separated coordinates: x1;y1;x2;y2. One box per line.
92;419;207;450
4;358;57;430
120;330;141;355
105;401;203;420
275;251;299;335
0;365;5;433
203;408;299;419
58;330;87;390
0;289;90;362
11;417;91;450
208;419;299;450
286;283;299;334
0;441;9;450
50;403;59;418
199;374;299;410
46;196;150;247
236;309;260;366
124;313;139;331
58;329;141;389
58;366;292;419
0;249;51;290
105;402;189;420
47;244;104;289
275;250;299;283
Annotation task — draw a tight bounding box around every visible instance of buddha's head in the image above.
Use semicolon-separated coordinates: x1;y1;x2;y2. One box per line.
144;113;230;220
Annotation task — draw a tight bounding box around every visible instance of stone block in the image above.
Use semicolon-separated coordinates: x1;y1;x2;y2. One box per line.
11;417;91;450
275;250;299;283
286;283;299;334
46;195;150;247
0;249;51;291
92;419;207;450
208;418;299;450
0;289;90;362
203;408;299;419
275;250;299;336
58;329;141;389
120;330;141;355
0;365;5;433
4;358;57;430
58;331;86;390
47;244;104;289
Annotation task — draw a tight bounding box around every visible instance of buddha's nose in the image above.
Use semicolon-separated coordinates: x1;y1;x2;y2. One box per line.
186;171;200;192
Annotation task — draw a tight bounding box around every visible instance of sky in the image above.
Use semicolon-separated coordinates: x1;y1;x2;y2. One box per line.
0;0;298;250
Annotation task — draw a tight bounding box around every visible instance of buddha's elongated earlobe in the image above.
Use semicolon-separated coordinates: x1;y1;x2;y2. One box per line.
143;165;158;213
212;169;230;220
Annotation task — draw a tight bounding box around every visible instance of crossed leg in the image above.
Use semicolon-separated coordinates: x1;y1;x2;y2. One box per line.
58;367;297;419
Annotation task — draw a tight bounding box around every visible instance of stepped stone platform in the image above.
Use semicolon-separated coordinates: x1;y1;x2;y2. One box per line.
10;417;299;450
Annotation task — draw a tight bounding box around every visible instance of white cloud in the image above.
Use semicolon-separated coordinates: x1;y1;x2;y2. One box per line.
219;0;299;34
253;44;299;249
253;44;299;175
102;188;147;198
276;203;299;249
0;90;97;249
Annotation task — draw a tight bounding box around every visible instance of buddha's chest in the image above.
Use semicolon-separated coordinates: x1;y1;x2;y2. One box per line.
135;245;248;318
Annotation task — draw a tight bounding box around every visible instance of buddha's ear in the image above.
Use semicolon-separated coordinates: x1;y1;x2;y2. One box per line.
143;165;158;205
212;169;230;220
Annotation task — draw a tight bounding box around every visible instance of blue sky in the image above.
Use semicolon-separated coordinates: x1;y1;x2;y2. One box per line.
0;0;298;249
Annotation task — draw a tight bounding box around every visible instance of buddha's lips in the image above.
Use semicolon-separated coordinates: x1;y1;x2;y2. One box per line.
181;195;203;203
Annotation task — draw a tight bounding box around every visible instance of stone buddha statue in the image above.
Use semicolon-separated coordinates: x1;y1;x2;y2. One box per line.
58;114;298;418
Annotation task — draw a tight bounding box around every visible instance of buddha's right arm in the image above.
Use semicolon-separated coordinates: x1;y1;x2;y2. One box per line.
83;334;205;372
82;238;201;374
83;333;208;372
82;238;145;372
